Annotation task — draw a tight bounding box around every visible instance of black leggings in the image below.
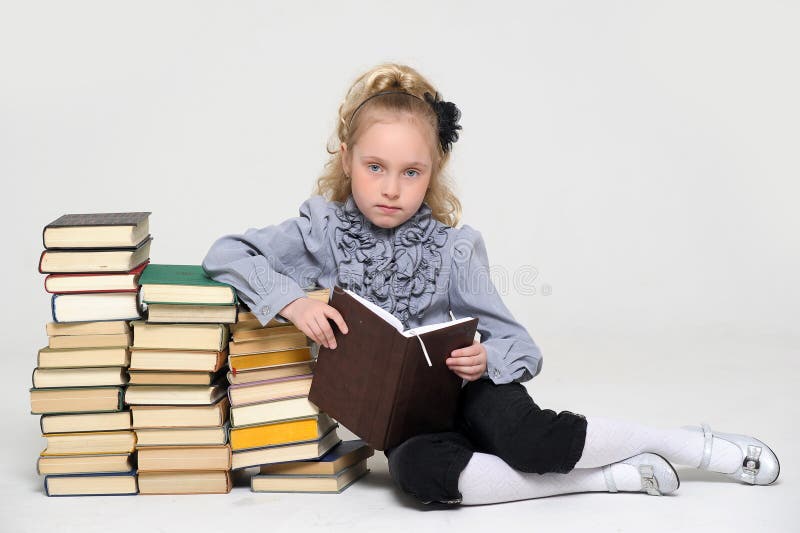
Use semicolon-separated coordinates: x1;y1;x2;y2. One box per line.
385;379;588;504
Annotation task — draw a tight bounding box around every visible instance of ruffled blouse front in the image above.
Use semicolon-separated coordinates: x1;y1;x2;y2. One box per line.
333;195;449;328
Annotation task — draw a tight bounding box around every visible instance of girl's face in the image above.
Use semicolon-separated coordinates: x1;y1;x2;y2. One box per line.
342;114;433;229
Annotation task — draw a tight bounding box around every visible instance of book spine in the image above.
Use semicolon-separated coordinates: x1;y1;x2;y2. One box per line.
383;337;422;449
38;249;47;274
367;333;407;450
50;294;59;323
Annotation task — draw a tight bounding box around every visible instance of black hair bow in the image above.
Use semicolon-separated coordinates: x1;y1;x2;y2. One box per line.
424;92;462;153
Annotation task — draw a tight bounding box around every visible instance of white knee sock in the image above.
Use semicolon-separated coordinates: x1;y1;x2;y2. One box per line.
458;452;644;505
574;416;741;473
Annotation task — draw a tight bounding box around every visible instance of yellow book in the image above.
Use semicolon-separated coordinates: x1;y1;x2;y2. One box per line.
230;414;335;451
229;346;311;372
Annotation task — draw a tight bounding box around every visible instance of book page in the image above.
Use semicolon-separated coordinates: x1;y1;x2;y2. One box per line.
343;289;406;333
343;289;474;337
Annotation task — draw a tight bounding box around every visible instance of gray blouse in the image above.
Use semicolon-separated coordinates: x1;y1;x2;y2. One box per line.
201;194;542;384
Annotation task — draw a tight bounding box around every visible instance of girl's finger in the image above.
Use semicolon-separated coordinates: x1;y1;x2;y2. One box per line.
307;320;326;348
447;355;481;367
452;346;476;358
314;314;336;349
324;306;349;335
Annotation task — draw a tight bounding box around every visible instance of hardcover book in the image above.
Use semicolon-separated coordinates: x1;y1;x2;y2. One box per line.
42;212;150;249
131;322;228;351
251;460;369;494
230;395;320;427
308;286;478;450
137;470;231;495
131;397;229;429
227;374;313;407
37;453;133;476
46;320;131;337
44;260;149;293
136;445;232;472
44;470;138;497
258;439;374;476
32;366;128;389
30;386;124;415
227;361;314;385
138;264;236;304
41;430;136;456
51;292;141;323
231;426;340;470
37;346;130;368
48;333;132;350
124;381;227;406
129;348;227;373
38;237;152;273
228;346;311;373
229;414;335;451
135;424;229;447
40;411;132;434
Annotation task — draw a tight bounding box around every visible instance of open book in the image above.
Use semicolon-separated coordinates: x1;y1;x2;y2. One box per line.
308;286;479;450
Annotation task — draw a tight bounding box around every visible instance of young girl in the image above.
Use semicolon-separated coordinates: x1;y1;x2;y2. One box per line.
202;63;779;506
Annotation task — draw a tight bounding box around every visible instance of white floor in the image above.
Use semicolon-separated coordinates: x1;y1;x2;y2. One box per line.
3;329;797;533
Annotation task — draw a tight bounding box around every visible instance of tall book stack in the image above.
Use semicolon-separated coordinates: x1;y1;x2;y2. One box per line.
126;264;234;495
33;212;152;497
226;288;346;474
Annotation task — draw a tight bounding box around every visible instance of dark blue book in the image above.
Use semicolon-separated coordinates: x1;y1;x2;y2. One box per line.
258;439;374;476
44;470;138;497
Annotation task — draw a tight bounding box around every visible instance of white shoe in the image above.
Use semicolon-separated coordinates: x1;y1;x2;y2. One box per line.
684;423;780;485
603;453;680;496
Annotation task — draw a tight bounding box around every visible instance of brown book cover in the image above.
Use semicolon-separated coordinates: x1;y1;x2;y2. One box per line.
308;286;478;450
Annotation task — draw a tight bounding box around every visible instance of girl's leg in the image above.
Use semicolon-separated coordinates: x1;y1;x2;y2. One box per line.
455;379;588;475
574;416;741;470
386;431;678;506
457;380;778;485
385;431;475;504
458;451;679;505
574;418;780;485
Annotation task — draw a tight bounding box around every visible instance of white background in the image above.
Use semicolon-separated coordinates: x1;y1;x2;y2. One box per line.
1;1;798;531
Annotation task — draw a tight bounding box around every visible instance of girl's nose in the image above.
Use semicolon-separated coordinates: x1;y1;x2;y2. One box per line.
382;175;400;199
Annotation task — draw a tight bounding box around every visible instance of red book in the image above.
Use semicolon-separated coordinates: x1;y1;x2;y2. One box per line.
44;260;150;294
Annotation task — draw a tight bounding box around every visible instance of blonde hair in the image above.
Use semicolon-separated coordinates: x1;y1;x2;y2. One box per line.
312;63;462;227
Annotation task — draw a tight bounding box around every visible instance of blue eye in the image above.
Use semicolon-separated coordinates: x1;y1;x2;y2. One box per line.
406;170;419;178
368;164;381;172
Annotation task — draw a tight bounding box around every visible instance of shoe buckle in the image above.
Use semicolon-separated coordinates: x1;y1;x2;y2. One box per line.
639;464;661;496
741;445;761;484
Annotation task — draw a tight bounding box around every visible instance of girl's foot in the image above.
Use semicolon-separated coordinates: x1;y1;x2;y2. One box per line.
602;453;680;495
683;423;780;485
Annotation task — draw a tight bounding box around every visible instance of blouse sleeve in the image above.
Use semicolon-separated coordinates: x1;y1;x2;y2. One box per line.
448;225;543;384
201;195;332;327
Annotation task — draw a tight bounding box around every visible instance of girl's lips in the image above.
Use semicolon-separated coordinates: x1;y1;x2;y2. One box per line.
377;205;401;213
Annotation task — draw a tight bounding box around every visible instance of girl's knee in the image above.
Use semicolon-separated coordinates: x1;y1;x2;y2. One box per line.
386;432;473;504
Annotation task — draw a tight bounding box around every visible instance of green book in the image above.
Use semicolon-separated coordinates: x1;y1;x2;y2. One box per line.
139;264;237;305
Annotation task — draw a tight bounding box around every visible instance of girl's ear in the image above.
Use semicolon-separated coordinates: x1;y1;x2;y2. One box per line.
341;142;350;175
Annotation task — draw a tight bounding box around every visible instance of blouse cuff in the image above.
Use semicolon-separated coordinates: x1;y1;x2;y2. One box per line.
249;283;307;327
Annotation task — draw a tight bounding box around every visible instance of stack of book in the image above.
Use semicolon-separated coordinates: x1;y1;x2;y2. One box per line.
226;288;346;473
33;212;152;496
126;264;235;495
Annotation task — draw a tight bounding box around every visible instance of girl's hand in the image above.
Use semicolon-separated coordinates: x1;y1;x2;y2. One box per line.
279;297;348;349
445;339;487;381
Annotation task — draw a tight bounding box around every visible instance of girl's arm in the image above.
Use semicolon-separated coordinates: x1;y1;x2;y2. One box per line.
201;195;332;327
448;225;543;384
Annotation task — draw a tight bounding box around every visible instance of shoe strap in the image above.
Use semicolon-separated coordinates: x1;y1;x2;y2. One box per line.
602;465;618;493
639;464;661;496
699;422;713;470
